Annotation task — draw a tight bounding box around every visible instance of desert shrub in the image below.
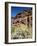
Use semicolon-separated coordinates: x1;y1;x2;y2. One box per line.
11;23;32;39
11;27;15;34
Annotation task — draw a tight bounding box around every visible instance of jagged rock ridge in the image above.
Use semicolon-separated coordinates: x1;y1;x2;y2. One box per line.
11;10;32;26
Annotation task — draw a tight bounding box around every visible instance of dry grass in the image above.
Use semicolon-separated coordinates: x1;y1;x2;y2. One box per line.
11;23;32;39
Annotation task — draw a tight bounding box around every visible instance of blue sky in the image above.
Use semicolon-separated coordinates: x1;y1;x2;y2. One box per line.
11;6;32;17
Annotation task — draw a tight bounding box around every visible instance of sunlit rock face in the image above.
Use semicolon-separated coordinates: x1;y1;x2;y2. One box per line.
11;10;32;39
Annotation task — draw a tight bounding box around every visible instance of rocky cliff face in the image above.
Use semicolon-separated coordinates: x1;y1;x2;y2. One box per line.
11;10;32;26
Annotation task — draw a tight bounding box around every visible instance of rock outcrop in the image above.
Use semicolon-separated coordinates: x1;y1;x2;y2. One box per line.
11;10;32;26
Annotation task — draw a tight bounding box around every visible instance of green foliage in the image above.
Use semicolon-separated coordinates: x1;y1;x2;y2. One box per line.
11;27;15;34
11;24;32;39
